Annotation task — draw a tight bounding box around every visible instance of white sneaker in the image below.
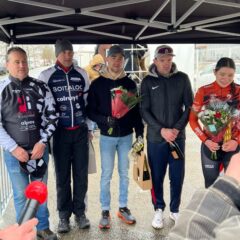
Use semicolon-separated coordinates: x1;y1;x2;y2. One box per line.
152;209;163;229
170;212;179;222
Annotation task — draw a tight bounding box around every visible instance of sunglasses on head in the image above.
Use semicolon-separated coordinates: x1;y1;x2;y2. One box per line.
157;47;173;54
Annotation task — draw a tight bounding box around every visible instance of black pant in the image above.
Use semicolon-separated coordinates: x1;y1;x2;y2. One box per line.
201;143;239;188
53;124;89;219
147;139;185;212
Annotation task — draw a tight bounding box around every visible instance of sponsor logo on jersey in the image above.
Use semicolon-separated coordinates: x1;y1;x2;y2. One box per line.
60;105;67;111
70;77;81;82
12;89;21;93
76;103;80;109
56;95;79;102
52;79;65;83
21;120;35;126
52;85;82;92
75;111;83;117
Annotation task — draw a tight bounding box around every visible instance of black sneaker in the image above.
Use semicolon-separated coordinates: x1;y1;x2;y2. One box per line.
117;207;136;224
57;218;70;233
99;210;110;229
75;214;90;229
37;228;58;240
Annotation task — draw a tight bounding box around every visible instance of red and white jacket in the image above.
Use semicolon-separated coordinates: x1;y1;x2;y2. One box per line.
189;81;240;144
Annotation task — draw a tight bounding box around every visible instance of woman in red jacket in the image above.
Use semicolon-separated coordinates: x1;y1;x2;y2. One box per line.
189;57;240;188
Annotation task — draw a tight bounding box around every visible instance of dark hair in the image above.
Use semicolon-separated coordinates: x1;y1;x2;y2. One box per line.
215;57;236;71
215;57;236;96
6;47;27;61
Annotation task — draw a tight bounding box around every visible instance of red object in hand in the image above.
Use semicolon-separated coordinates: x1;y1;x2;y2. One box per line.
111;94;129;119
18;181;48;224
25;181;48;204
115;89;123;94
214;112;222;119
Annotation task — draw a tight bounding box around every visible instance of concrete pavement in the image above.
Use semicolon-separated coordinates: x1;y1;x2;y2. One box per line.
0;126;203;239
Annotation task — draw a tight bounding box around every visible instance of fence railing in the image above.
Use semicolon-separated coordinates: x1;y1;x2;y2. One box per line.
0;147;12;217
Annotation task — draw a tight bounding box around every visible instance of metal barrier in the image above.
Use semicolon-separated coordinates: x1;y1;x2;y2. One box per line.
0;147;12;217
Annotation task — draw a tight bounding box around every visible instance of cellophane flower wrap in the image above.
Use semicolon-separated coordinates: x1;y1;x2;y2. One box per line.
108;86;141;134
197;96;237;159
198;97;232;135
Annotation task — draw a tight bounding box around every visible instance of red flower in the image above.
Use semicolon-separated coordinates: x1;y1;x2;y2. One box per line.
214;112;221;119
115;90;122;94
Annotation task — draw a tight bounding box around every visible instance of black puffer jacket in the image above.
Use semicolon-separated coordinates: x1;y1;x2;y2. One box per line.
140;63;193;143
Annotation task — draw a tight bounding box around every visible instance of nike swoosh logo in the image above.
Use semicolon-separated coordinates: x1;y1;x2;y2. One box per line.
152;86;159;90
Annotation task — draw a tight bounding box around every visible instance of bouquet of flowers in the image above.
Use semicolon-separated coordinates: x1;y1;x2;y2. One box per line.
108;86;141;135
197;96;234;159
198;98;232;135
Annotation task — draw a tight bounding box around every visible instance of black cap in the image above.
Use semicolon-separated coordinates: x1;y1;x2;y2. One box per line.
107;45;125;57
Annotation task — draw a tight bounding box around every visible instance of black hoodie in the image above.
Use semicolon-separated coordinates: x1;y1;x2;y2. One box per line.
87;71;144;138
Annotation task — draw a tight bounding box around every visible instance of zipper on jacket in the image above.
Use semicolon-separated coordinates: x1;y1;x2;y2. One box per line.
112;78;121;137
66;73;74;127
19;81;31;149
163;79;169;126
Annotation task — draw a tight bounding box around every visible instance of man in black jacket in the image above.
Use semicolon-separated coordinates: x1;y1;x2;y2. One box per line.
140;45;193;229
87;45;144;229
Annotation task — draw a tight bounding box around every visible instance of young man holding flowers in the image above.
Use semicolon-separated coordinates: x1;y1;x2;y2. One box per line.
189;57;240;188
87;45;144;229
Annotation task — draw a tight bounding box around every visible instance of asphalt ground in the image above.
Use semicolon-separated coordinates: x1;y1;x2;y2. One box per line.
0;126;203;240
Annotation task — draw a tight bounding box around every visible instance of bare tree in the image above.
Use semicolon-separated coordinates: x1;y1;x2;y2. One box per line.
42;46;55;66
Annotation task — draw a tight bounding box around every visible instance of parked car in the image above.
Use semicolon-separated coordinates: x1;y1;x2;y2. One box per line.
195;63;240;89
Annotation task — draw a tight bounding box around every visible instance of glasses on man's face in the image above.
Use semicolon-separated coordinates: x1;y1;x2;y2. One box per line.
157;47;173;54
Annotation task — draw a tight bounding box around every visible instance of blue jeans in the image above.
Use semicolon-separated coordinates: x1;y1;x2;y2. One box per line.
100;134;132;210
4;149;50;230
